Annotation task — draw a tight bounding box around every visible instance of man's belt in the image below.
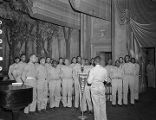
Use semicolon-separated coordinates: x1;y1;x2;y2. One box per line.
26;77;35;80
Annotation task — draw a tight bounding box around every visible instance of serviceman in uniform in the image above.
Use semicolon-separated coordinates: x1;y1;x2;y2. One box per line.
8;57;20;80
110;60;123;106
105;59;114;101
57;57;64;69
45;57;51;70
73;56;82;108
70;57;77;100
70;57;77;68
22;54;37;114
122;55;136;105
60;59;73;107
48;60;61;108
88;56;108;120
35;56;39;68
131;58;140;101
36;57;48;112
13;54;27;83
81;59;93;113
119;57;124;68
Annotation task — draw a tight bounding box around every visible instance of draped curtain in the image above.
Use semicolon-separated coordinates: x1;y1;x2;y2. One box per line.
114;0;156;92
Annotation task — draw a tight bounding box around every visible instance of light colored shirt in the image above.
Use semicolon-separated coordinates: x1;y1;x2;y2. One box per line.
135;63;140;76
57;64;64;70
110;66;124;79
84;65;92;74
88;65;108;85
70;63;76;69
8;63;17;80
36;64;48;80
105;65;114;82
45;63;52;71
73;63;81;79
122;62;136;75
13;61;26;78
22;62;37;81
48;66;61;80
60;65;73;79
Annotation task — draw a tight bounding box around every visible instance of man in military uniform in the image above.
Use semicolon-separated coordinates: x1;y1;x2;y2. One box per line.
88;56;108;120
110;60;123;106
36;57;48;111
131;58;140;101
73;56;82;108
122;55;136;105
22;54;37;114
80;59;93;113
8;57;20;80
48;60;61;108
13;54;27;83
60;59;73;107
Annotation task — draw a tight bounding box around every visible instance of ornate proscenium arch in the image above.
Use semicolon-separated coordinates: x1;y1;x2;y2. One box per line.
69;0;111;21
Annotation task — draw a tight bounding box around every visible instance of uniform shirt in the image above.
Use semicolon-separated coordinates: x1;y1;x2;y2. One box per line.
88;65;108;85
110;66;124;79
13;61;26;78
36;64;48;80
35;63;40;69
70;63;76;69
84;65;92;74
22;62;37;81
57;64;64;70
60;65;73;79
8;63;17;80
48;66;61;80
73;63;81;79
105;65;114;83
122;62;136;75
45;63;52;71
134;63;140;76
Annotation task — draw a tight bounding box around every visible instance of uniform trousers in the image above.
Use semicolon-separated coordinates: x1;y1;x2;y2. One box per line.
37;80;48;111
62;78;73;107
134;75;139;100
91;83;107;120
49;79;61;108
74;78;80;108
112;79;122;105
81;84;92;112
24;78;37;113
123;75;135;104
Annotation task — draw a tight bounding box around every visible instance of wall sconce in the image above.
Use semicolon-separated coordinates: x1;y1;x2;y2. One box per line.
0;66;2;71
0;39;2;43
0;29;2;34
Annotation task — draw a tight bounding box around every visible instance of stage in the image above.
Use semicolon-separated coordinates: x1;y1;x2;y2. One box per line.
0;88;156;120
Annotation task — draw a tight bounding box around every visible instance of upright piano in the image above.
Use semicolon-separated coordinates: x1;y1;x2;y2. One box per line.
0;82;33;120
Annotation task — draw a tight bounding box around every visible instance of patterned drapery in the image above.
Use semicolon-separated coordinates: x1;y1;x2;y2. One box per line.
114;0;156;92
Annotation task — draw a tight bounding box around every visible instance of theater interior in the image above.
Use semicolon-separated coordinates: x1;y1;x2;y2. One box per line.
0;0;156;120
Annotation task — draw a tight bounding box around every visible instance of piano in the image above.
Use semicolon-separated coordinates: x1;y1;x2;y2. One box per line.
0;84;33;120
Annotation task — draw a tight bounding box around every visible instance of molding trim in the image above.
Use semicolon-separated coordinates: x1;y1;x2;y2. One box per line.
31;0;80;28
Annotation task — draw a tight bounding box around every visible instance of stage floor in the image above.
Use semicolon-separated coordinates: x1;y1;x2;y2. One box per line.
0;88;156;120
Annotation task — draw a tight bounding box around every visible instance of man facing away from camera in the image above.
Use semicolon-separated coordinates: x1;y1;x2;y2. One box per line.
88;56;108;120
